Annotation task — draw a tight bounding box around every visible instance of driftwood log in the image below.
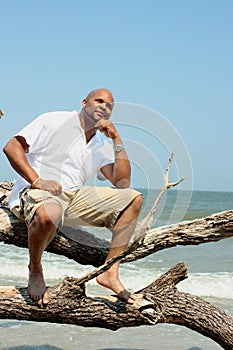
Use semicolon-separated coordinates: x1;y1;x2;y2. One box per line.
0;181;233;349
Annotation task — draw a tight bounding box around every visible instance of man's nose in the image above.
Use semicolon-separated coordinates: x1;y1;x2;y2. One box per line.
100;104;107;111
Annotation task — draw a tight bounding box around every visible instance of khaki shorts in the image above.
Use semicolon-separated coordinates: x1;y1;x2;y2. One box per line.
11;186;141;228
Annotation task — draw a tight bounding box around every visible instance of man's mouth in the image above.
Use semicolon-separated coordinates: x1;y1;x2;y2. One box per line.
95;110;106;118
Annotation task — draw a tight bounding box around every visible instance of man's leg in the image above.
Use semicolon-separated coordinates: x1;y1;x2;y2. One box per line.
27;203;62;307
96;194;143;304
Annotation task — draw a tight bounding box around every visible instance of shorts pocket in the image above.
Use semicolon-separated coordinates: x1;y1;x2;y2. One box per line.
22;189;51;204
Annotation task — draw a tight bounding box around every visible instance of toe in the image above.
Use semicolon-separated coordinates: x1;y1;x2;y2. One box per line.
42;290;49;305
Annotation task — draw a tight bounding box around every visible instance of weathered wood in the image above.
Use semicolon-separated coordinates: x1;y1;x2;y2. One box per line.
0;262;232;349
1;182;233;267
0;181;233;349
1;205;232;266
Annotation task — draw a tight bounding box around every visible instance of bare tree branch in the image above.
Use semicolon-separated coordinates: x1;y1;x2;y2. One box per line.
134;153;184;242
0;262;232;349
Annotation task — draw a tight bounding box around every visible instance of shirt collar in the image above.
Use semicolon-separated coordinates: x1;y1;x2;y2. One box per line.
89;130;104;146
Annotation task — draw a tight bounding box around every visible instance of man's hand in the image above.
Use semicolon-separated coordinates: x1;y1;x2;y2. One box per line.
95;119;119;140
33;179;62;196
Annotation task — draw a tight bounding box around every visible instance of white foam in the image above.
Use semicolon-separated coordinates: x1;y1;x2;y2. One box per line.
89;267;233;300
178;272;233;299
1;245;232;300
0;255;93;282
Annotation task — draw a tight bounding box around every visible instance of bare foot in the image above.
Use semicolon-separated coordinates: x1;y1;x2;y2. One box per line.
28;271;49;307
96;271;136;304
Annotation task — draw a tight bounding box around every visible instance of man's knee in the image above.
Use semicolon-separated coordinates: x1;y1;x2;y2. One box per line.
131;194;143;215
32;203;62;228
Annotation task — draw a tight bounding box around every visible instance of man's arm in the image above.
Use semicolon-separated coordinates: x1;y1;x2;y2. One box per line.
3;136;62;195
95;120;131;189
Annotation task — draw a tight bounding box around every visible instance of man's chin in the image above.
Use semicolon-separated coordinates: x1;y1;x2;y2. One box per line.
93;113;106;122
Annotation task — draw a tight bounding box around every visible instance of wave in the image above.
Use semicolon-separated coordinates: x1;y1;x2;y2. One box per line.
0;256;232;300
121;269;233;300
178;272;233;299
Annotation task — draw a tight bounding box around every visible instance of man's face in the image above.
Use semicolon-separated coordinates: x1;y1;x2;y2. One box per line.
82;89;114;123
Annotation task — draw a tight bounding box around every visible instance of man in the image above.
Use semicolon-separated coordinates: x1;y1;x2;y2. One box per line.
3;88;142;307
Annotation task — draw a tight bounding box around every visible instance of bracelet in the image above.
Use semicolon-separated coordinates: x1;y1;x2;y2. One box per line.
31;177;40;188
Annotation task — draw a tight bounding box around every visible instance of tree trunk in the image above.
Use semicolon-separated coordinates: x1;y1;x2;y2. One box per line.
0;182;233;349
1;182;233;267
0;262;232;349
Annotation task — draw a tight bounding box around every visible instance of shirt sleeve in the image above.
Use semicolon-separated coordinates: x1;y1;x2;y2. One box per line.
16;114;50;153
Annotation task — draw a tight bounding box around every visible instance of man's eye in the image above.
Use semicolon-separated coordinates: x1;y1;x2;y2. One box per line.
95;99;113;111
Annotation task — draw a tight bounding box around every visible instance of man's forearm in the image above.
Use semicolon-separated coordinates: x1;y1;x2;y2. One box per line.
95;119;131;188
3;137;39;185
112;137;131;188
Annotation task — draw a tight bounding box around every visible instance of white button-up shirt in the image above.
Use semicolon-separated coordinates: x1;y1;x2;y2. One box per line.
8;110;114;209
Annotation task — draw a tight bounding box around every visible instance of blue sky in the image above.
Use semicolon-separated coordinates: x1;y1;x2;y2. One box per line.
0;0;232;192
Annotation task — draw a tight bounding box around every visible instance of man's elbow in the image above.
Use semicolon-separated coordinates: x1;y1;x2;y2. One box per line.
3;142;11;156
3;138;15;157
115;179;130;189
3;138;19;160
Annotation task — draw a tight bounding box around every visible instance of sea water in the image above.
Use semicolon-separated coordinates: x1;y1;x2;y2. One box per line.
0;190;232;350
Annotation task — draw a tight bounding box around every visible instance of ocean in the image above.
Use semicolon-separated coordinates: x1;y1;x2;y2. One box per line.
0;189;232;350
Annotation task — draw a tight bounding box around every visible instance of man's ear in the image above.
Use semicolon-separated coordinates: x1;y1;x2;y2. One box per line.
82;98;87;109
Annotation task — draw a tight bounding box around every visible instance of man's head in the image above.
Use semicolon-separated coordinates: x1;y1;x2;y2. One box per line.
82;88;114;123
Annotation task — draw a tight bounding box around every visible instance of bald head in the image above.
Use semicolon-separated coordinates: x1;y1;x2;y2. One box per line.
86;88;114;103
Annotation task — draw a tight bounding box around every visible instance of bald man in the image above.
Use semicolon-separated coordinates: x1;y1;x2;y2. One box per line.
3;88;142;306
